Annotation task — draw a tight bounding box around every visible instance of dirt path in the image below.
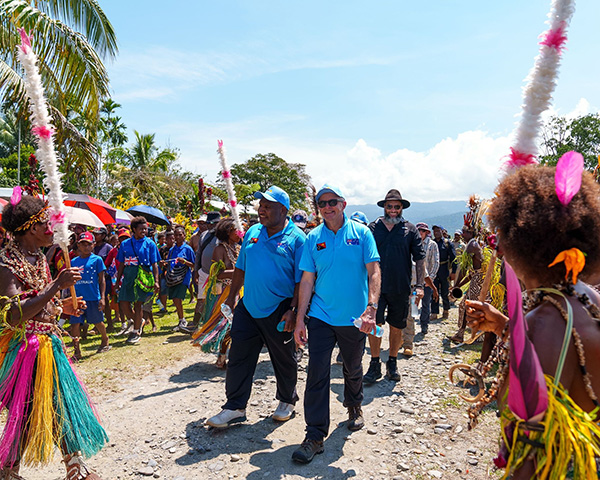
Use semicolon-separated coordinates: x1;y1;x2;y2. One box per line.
23;310;502;480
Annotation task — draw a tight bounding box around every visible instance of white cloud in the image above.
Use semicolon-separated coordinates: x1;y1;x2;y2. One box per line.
151;99;597;206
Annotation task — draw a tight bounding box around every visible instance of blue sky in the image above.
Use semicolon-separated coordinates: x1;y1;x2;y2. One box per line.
100;0;600;204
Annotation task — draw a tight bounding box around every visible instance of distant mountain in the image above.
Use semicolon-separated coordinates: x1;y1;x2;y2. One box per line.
346;200;466;234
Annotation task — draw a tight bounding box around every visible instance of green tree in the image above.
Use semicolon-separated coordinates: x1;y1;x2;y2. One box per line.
540;114;600;170
0;0;118;183
229;153;311;209
106;131;180;209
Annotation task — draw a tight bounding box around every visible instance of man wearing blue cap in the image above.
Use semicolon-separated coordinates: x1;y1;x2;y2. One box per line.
292;184;381;463
206;185;306;429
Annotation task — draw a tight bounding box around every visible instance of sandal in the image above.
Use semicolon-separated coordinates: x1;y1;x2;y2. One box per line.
215;353;227;370
63;452;102;480
96;345;111;354
448;333;465;344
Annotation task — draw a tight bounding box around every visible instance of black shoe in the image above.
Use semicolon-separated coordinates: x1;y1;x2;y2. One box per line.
386;359;401;382
292;438;324;464
347;406;364;431
421;324;429;334
363;361;382;385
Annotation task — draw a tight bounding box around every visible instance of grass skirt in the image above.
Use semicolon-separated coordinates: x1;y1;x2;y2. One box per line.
0;322;108;467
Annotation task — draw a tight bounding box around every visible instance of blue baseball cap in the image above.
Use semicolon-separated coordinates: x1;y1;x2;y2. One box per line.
316;184;345;202
254;185;290;210
350;211;369;225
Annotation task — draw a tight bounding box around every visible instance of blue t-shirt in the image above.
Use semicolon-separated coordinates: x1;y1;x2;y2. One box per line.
236;220;306;318
300;215;380;326
72;254;106;301
167;242;196;286
117;237;160;268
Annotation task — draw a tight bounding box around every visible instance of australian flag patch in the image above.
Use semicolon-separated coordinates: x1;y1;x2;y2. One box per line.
346;238;360;246
250;237;258;244
316;242;326;251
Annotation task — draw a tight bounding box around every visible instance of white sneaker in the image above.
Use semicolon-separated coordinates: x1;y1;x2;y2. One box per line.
205;409;246;428
272;401;295;422
173;319;188;332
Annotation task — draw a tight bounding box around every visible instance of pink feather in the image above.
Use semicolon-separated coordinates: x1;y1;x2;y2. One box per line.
48;211;66;230
236;229;245;239
217;140;223;148
222;170;231;179
540;22;568;53
31;125;55;140
17;28;31;54
229;199;237;208
10;186;22;206
504;148;537;169
555;151;584;206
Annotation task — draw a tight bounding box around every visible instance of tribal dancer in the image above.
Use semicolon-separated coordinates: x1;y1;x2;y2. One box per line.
466;159;600;478
0;195;108;480
191;218;242;368
449;196;486;343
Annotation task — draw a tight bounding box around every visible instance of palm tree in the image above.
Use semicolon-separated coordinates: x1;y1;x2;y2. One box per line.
107;131;179;207
0;0;118;182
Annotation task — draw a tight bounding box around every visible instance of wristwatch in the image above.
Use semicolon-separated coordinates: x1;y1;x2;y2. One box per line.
290;306;298;313
367;302;378;309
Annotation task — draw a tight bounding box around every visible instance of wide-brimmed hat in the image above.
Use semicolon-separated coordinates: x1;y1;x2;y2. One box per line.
377;189;410;209
291;209;308;228
206;211;221;224
415;222;430;233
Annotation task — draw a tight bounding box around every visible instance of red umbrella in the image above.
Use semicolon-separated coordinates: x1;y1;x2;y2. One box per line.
63;194;116;225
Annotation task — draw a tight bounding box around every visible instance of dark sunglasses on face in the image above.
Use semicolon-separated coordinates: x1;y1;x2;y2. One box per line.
385;204;402;210
318;199;341;208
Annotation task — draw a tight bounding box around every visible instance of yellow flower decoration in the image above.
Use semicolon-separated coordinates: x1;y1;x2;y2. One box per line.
548;248;586;284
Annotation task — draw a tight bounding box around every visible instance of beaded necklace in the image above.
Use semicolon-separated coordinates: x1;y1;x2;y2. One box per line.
0;241;50;293
467;282;600;429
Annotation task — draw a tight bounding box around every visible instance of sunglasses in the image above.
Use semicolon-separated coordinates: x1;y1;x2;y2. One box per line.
318;199;341;208
385;204;402;210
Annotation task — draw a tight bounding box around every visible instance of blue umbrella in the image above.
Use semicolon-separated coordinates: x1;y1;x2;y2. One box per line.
126;205;170;226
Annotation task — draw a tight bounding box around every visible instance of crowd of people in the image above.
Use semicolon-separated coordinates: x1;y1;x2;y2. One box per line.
1;162;600;478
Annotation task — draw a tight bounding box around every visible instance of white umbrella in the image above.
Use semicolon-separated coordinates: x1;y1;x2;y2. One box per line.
64;206;105;229
115;208;133;225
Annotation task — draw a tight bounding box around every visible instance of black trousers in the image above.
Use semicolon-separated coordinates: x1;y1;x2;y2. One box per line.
431;267;450;313
223;299;299;410
304;317;366;441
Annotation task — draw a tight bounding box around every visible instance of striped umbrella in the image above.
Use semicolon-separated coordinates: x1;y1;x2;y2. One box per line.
64;193;116;225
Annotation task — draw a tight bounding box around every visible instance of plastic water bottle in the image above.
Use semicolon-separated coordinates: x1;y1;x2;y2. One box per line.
352;317;384;337
410;291;419;318
220;303;233;321
277;320;286;332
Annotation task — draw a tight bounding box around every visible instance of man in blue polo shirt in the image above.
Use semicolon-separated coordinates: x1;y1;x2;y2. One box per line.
292;184;381;464
206;186;306;429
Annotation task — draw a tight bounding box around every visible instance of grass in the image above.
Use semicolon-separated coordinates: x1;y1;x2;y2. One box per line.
66;296;201;396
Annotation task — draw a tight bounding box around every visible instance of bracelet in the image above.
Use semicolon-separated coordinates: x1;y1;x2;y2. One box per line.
290;306;298;313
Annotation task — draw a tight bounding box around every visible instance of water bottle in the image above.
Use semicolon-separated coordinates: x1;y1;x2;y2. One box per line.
277;320;286;332
353;317;384;337
410;290;419;318
220;303;233;321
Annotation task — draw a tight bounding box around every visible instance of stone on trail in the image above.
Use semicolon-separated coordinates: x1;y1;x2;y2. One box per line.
397;463;410;471
414;427;425;435
428;470;443;479
468;458;479;465
230;454;241;462
454;425;463;434
137;466;154;476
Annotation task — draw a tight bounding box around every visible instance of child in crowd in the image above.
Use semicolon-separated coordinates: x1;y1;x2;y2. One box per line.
70;232;110;360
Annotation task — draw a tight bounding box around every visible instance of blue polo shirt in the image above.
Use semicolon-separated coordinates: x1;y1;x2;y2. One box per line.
300;215;380;327
236;219;306;318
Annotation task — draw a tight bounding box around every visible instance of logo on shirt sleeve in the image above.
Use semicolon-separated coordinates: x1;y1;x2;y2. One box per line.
316;242;327;251
250;237;258;244
346;238;360;246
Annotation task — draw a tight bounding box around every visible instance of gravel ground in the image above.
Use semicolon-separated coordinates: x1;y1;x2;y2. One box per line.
23;308;502;480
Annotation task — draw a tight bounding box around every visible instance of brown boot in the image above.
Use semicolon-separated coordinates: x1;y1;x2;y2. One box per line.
347;405;364;431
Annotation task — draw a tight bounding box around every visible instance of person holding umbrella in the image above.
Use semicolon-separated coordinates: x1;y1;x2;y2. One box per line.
116;217;160;345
